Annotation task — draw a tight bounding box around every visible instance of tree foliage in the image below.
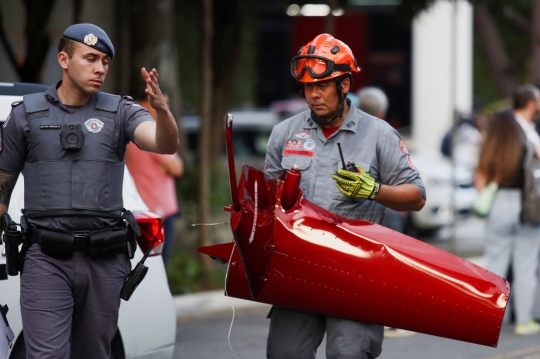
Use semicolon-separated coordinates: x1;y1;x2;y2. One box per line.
397;0;532;21
175;0;255;160
397;0;540;104
0;0;56;82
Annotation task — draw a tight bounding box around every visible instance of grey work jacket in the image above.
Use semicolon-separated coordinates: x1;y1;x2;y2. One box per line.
265;106;425;224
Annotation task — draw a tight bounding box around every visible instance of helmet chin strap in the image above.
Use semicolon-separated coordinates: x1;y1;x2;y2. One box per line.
310;81;346;127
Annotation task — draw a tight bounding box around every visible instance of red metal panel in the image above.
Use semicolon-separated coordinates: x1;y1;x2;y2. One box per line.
199;164;509;347
198;115;508;347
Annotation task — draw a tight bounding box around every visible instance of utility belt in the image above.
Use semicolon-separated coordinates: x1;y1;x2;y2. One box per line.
27;226;131;259
1;210;141;276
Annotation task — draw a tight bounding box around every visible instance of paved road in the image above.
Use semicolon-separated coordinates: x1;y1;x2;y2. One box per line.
174;306;540;359
173;217;540;359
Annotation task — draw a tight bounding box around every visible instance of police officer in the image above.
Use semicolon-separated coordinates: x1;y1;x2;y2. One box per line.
265;34;426;359
0;23;179;359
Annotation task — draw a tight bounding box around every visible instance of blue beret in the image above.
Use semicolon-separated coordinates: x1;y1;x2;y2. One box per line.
63;23;115;59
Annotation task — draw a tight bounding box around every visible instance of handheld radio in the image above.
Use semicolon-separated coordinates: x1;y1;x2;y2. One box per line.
120;220;165;301
337;142;359;173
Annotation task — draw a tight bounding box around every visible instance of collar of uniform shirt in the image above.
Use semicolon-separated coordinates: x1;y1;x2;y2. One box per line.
322;126;340;138
303;106;359;133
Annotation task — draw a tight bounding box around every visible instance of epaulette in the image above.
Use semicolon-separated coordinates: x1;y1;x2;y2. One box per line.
122;95;135;105
122;96;143;108
11;100;23;108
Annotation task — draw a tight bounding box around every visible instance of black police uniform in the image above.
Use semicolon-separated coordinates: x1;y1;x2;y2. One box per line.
0;24;155;359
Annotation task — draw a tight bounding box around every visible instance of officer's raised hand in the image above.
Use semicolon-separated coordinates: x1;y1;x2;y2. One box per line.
141;67;168;113
332;165;380;200
133;68;179;154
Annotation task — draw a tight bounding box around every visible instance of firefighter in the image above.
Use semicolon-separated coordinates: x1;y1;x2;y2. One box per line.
264;33;426;359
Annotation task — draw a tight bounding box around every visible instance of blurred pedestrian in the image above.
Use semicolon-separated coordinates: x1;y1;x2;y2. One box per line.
475;104;540;335
357;87;405;232
346;92;359;109
441;112;488;171
357;87;388;121
357;86;414;338
125;93;184;267
514;85;540;158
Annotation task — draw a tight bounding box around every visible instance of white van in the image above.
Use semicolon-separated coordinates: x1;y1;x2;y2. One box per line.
0;82;176;359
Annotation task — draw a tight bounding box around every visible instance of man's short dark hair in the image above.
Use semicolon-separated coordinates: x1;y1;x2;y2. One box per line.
58;37;77;59
513;85;539;110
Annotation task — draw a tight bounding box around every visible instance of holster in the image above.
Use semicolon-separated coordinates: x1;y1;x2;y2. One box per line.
122;210;139;259
1;213;23;276
2;229;22;276
126;225;137;259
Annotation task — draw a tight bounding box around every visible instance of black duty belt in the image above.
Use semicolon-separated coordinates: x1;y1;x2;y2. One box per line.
22;209;142;237
26;227;129;259
27;228;89;251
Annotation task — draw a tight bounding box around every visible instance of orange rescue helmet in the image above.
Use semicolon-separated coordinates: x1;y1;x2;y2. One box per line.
291;33;361;83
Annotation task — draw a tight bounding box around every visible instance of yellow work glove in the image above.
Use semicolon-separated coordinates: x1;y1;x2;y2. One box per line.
332;165;380;200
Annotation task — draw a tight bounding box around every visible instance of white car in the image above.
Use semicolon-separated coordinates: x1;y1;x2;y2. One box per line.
0;82;176;359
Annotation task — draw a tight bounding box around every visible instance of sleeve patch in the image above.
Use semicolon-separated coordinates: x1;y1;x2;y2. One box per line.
399;140;409;154
407;155;416;170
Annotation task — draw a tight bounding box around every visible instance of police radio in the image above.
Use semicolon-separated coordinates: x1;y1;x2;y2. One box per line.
120;220;165;301
61;124;84;150
337;142;359;173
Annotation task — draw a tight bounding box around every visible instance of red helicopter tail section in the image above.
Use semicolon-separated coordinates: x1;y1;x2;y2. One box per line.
199;114;509;347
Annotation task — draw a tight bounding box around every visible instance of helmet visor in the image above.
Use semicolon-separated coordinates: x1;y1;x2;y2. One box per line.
291;55;352;80
291;55;333;79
